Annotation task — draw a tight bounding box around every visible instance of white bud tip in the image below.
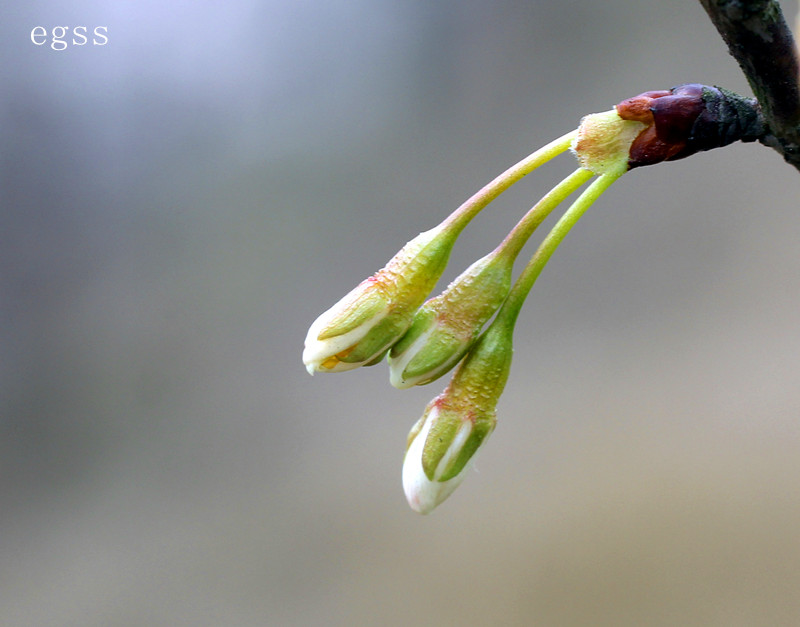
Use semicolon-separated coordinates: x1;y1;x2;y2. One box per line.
401;408;471;514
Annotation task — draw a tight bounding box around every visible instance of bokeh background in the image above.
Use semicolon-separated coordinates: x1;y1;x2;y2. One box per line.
3;1;800;625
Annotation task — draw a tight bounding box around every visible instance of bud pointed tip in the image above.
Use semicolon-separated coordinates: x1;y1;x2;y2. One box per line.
389;370;413;390
401;404;476;514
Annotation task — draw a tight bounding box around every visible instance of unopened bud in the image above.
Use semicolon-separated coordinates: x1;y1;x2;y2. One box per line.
402;320;513;513
387;251;513;389
303;225;458;374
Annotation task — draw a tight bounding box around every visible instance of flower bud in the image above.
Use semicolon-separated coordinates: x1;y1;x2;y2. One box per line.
387;251;513;389
303;225;457;374
402;320;513;513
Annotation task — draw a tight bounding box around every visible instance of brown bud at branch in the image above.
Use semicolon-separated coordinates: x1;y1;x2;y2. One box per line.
616;84;766;169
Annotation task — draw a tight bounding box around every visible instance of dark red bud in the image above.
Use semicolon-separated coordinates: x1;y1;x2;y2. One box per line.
616;84;764;169
649;90;706;144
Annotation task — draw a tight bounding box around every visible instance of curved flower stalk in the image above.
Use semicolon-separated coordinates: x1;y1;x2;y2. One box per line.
303;130;577;375
387;168;593;389
389;109;644;389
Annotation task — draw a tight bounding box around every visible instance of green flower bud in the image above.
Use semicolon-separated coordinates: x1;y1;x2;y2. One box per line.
402;321;513;513
387;251;513;389
303;225;457;374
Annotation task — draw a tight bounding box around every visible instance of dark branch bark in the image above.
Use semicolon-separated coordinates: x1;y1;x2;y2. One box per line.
698;0;800;171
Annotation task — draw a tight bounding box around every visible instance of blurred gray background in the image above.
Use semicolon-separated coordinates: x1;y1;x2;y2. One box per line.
2;1;800;625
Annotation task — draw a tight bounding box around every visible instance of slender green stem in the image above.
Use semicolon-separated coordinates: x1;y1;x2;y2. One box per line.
494;169;624;330
442;130;578;234
493;168;594;263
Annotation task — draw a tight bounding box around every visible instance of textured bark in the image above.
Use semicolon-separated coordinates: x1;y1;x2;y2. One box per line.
698;0;800;171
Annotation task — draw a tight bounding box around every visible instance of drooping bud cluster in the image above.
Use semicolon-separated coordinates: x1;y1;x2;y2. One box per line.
304;86;741;513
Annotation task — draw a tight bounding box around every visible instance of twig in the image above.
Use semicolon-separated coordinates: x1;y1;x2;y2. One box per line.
698;0;800;170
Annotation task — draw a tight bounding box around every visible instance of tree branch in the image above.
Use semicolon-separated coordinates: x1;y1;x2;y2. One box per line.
698;0;800;170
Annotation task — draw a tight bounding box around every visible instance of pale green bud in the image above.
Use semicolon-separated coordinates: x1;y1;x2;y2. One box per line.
303;225;457;374
402;321;513;513
387;251;512;389
570;109;646;176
